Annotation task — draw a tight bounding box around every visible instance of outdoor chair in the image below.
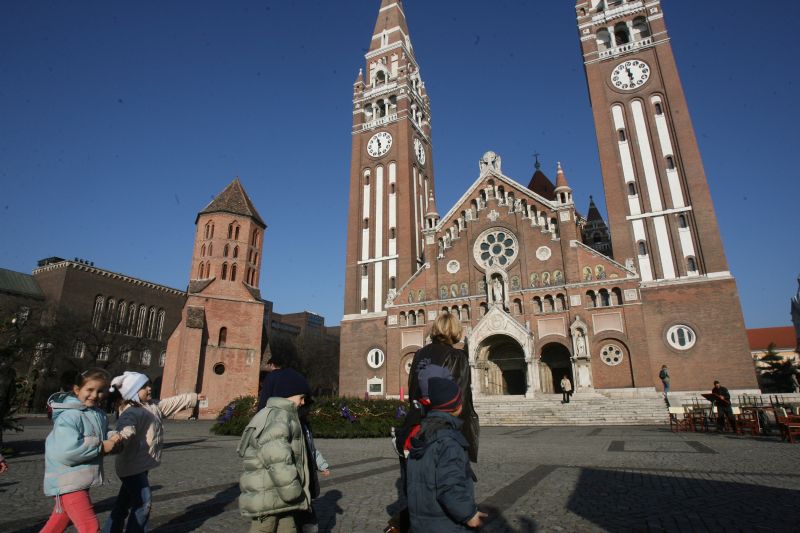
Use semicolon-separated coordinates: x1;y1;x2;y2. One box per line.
668;406;693;432
775;408;800;443
736;406;760;436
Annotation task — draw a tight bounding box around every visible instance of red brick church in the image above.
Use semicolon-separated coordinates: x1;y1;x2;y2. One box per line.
339;0;758;398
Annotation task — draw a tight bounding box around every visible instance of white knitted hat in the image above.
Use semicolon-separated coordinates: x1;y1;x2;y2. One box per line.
110;371;149;401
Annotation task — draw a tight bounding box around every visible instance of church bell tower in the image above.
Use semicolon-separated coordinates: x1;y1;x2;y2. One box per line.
576;0;757;389
340;0;435;395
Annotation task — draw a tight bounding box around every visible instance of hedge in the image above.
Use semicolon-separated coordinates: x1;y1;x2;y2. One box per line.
210;395;409;439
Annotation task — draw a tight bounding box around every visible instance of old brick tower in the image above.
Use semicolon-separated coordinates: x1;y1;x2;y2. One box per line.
162;178;267;417
339;0;436;395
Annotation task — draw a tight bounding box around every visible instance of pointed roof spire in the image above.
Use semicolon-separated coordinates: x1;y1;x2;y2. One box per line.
425;190;439;218
355;68;364;85
370;0;412;54
527;163;556;201
555;162;571;191
197;178;266;228
587;195;604;222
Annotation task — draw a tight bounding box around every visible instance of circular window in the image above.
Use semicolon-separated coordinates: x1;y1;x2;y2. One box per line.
404;357;413;375
213;363;226;375
666;325;696;350
367;348;385;369
473;228;519;269
600;344;624;366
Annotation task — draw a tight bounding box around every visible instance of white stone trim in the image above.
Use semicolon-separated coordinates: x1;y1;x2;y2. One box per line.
653;215;676;280
631;100;663;212
341;311;387;322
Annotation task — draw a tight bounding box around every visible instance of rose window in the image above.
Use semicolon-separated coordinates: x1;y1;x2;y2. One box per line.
473;228;519;268
600;344;624;366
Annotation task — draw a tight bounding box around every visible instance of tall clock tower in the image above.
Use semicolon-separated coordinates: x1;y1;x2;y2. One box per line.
340;0;435;395
576;0;757;388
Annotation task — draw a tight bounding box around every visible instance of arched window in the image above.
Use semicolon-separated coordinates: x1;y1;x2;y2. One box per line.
618;128;627;142
461;305;470;321
221;263;228;280
201;244;206;257
632;16;651;40
390;227;396;239
614;22;630;45
556;294;567;311
208;244;213;256
533;297;543;314
197;262;204;278
596;28;612;51
219;327;227;347
105;299;116;332
479;303;488;317
361;298;368;311
126;302;137;335
235;226;240;240
228;224;233;239
253;252;258;264
612;288;623;306
628;183;636;196
159;351;167;367
586;291;597;308
363;218;369;229
544;295;554;313
599;289;611;307
390;277;396;290
654;102;663;115
92;296;105;329
223;244;229;257
251;229;259;246
418;310;426;324
147;307;157;338
638;241;648;256
141;349;152;366
137;305;147;337
231;264;237;282
233;246;239;258
408;312;417;326
514;298;523;315
117;302;127;331
678;214;688;228
687;257;698;272
665;156;675;170
156;310;165;340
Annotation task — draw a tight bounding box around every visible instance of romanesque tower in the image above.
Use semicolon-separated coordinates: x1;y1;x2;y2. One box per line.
162;178;267;417
575;0;757;388
340;0;436;395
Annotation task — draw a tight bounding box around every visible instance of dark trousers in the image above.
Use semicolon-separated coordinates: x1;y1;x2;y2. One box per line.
716;405;736;432
562;391;572;403
103;471;151;533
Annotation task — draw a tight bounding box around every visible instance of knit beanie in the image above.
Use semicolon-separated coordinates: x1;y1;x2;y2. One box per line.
110;371;149;401
427;377;462;413
271;368;311;399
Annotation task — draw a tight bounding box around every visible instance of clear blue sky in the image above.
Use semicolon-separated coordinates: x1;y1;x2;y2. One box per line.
1;1;797;328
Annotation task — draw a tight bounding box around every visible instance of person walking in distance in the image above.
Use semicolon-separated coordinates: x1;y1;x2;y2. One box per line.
560;375;573;404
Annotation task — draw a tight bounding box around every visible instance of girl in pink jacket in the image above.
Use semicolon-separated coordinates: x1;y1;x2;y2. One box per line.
102;371;201;533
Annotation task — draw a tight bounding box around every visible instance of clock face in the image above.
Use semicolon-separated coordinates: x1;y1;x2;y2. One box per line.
610;59;650;91
367;131;392;157
413;138;426;165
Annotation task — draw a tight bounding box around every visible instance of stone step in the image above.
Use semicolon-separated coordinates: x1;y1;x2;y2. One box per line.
473;395;668;426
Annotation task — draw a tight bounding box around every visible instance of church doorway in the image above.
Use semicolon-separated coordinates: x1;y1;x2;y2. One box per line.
539;343;573;394
477;334;526;395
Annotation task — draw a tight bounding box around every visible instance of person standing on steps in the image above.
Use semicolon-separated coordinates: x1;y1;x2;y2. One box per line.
560;375;573;404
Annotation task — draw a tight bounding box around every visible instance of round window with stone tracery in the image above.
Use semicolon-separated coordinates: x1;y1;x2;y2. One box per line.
600;344;624;366
473;228;519;268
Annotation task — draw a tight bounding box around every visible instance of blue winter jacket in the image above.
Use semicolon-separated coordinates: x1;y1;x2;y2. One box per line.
43;393;109;496
407;411;477;532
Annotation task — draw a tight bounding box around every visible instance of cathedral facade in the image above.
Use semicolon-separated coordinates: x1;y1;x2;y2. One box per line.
339;0;758;398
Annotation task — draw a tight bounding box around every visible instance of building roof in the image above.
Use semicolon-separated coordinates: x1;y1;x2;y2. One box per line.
371;0;411;54
0;267;45;299
747;326;797;351
197;178;266;228
586;196;604;222
527;169;556;201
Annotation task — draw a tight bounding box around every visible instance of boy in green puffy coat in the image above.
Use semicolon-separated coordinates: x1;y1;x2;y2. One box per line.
238;369;312;533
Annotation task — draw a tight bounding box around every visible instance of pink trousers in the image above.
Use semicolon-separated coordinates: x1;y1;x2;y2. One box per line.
40;490;100;533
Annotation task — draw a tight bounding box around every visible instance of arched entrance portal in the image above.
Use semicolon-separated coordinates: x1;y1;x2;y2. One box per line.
539;343;573;394
477;334;526;395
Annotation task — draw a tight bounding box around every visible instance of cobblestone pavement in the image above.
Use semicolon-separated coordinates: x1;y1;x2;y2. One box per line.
2;418;800;532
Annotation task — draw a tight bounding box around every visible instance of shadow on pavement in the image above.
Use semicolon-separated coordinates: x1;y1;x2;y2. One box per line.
151;483;240;532
161;439;207;450
316;489;343;533
567;467;800;531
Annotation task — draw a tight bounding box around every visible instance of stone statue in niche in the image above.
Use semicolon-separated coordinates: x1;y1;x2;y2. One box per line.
575;329;587;357
530;272;539;288
554;270;564;285
542;272;551;287
596;265;607;280
583;267;593;281
490;275;505;307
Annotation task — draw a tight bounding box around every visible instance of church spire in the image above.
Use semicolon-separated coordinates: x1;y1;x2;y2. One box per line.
370;0;412;54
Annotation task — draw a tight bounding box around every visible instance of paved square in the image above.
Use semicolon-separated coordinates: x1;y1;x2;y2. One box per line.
2;419;800;532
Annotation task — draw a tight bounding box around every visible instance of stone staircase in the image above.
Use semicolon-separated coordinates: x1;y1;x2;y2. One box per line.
474;392;668;426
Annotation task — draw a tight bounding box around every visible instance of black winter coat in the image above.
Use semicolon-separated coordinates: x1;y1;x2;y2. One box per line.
407;412;477;532
407;341;479;462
